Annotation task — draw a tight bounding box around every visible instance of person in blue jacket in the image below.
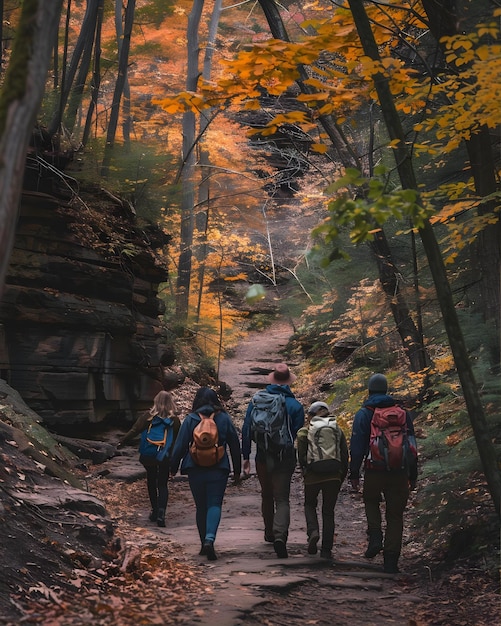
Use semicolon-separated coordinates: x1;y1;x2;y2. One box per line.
170;387;241;561
349;373;418;573
242;363;305;559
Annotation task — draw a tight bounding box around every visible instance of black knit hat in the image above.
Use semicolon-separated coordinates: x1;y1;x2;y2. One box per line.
368;373;388;393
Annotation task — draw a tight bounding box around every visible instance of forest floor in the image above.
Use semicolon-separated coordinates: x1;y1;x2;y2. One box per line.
1;320;498;625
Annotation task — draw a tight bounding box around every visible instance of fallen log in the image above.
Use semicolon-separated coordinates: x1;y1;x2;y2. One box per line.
52;434;116;464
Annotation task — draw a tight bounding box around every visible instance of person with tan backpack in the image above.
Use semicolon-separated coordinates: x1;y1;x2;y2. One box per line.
297;401;348;560
170;387;241;561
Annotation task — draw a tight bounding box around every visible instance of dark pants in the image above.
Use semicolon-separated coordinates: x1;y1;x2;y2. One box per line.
188;467;229;544
304;479;341;552
143;459;170;513
256;456;296;543
363;470;409;555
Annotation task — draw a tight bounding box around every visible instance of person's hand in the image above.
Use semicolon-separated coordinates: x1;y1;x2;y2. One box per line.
243;459;251;476
350;478;360;492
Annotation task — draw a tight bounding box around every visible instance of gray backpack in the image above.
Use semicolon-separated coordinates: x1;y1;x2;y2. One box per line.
249;390;292;455
306;416;343;473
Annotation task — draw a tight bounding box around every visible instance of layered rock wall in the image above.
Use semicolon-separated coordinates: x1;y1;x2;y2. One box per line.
0;187;172;427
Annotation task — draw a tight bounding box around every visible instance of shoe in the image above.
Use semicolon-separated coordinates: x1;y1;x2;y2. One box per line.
383;552;400;573
364;530;383;558
199;544;207;556
203;540;217;561
307;531;320;555
149;509;157;522
157;510;166;528
264;532;275;543
273;539;288;558
320;549;332;560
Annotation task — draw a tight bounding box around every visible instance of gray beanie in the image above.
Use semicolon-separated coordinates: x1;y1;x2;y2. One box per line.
308;401;329;415
368;373;388;393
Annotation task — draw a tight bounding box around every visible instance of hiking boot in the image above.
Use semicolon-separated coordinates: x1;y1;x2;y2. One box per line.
307;531;320;555
383;552;400;573
273;539;288;558
149;509;157;522
364;530;383;558
203;541;217;561
320;549;332;560
157;510;166;528
264;532;275;543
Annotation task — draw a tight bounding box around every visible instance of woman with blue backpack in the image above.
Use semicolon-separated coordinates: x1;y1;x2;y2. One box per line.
118;390;180;527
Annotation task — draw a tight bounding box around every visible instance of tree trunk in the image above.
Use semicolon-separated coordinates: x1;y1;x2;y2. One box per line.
0;1;64;297
370;231;430;372
82;1;104;147
194;0;222;322
100;0;136;178
347;0;501;517
176;0;205;323
114;0;132;150
48;0;100;139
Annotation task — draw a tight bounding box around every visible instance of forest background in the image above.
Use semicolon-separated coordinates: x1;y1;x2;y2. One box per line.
0;0;499;615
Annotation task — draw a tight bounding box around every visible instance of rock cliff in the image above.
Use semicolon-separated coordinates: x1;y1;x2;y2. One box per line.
0;179;173;428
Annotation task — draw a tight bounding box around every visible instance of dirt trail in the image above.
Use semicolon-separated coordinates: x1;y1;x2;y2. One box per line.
217;319;296;416
89;321;495;626
96;321;431;626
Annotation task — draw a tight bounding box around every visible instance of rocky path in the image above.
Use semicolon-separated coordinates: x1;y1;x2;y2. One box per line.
84;321;497;626
94;321;432;626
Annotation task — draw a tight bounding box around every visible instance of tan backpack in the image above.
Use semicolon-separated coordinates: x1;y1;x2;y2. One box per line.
189;413;225;467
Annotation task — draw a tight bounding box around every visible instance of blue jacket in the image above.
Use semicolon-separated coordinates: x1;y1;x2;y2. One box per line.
170;410;242;476
349;393;417;480
241;384;305;461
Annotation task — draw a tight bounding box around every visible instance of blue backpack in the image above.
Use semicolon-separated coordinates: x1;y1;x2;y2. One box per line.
139;415;174;462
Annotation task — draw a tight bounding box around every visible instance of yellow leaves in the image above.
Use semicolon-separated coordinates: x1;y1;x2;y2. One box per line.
244;100;261;111
311;143;329;154
153;91;209;114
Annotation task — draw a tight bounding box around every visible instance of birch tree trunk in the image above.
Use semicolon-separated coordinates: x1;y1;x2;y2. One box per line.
0;1;64;298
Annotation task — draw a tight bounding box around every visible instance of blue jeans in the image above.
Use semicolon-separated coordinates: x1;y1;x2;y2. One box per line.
188;467;229;543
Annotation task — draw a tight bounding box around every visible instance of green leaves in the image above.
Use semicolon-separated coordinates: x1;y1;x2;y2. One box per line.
314;167;427;261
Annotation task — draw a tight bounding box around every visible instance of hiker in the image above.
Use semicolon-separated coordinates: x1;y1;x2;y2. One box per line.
242;363;305;558
297;401;348;560
170;387;242;561
118;390;180;527
349;373;418;573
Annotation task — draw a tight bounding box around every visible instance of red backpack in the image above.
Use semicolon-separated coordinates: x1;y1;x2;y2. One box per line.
189;413;225;467
366;405;417;472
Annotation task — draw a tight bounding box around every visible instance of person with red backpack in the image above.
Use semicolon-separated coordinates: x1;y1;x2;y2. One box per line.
349;374;418;573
